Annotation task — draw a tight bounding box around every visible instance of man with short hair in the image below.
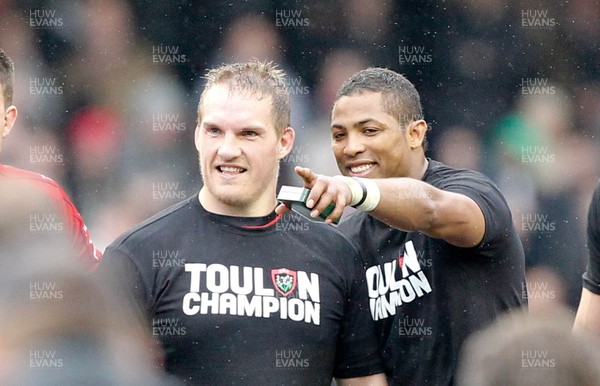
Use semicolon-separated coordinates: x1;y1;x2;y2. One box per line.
278;67;527;385
0;49;101;270
99;61;386;385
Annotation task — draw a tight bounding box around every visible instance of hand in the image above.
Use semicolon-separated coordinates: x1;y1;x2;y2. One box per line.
278;166;352;224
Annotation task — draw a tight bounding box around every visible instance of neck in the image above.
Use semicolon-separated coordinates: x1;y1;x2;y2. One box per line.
407;151;428;180
198;188;276;217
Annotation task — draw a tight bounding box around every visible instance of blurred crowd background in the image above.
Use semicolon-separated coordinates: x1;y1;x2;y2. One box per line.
1;0;600;313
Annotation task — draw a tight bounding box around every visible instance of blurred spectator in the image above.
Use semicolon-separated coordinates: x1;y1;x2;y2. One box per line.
0;173;176;384
434;125;482;171
301;49;369;176
487;84;599;309
1;48;101;269
457;309;600;386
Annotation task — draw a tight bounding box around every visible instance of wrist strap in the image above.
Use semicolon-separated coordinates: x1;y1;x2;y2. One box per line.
334;176;381;212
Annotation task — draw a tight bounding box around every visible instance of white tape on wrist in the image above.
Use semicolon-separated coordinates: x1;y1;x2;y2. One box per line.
353;177;381;212
333;176;363;206
334;176;381;212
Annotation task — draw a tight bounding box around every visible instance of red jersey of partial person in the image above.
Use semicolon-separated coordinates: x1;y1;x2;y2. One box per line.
0;163;102;270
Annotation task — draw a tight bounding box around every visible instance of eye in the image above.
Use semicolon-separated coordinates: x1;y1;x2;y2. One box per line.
332;131;346;140
205;126;221;136
241;130;258;137
363;126;379;135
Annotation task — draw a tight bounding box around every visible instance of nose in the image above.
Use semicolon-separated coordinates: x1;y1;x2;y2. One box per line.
217;132;242;159
343;132;365;157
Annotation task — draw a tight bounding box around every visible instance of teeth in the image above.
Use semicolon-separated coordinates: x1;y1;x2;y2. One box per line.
220;166;244;173
350;164;374;173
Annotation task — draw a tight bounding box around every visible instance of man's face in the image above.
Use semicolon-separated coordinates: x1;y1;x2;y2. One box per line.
331;91;412;179
195;85;291;214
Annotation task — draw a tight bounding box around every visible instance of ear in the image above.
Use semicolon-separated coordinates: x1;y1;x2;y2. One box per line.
277;126;295;160
406;119;428;149
194;124;201;152
2;105;17;139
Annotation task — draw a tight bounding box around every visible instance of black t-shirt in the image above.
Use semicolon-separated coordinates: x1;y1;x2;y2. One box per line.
338;159;527;386
98;195;383;385
583;180;600;294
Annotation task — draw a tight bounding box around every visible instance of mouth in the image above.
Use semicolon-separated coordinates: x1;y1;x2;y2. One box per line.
347;162;376;176
217;165;247;175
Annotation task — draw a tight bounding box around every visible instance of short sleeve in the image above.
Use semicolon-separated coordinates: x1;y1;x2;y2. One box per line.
438;171;512;249
95;246;151;320
583;181;600;294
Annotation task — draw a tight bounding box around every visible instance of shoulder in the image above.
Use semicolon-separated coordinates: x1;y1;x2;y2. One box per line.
425;159;498;191
590;180;600;215
108;196;197;253
0;164;65;194
287;215;359;252
426;159;509;214
588;180;600;240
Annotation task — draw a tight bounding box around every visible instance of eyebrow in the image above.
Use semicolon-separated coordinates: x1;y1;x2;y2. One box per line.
202;121;267;132
331;118;385;130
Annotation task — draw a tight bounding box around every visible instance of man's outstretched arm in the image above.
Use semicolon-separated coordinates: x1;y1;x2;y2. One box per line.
277;166;485;248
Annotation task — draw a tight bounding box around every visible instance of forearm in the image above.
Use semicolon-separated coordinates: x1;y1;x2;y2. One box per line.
368;177;437;232
356;177;484;247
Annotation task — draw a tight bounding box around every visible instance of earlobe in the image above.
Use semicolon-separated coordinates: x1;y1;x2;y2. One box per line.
409;120;427;149
2;106;17;138
277;127;295;159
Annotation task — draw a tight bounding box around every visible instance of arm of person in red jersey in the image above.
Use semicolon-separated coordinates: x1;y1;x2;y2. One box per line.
57;186;102;270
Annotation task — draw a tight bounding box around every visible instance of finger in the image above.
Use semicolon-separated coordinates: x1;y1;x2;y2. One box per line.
305;178;328;209
325;196;348;224
275;203;291;215
294;166;318;188
309;189;337;218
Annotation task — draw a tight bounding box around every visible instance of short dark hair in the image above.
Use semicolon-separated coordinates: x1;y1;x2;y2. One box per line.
198;60;290;136
0;49;14;106
334;67;429;150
